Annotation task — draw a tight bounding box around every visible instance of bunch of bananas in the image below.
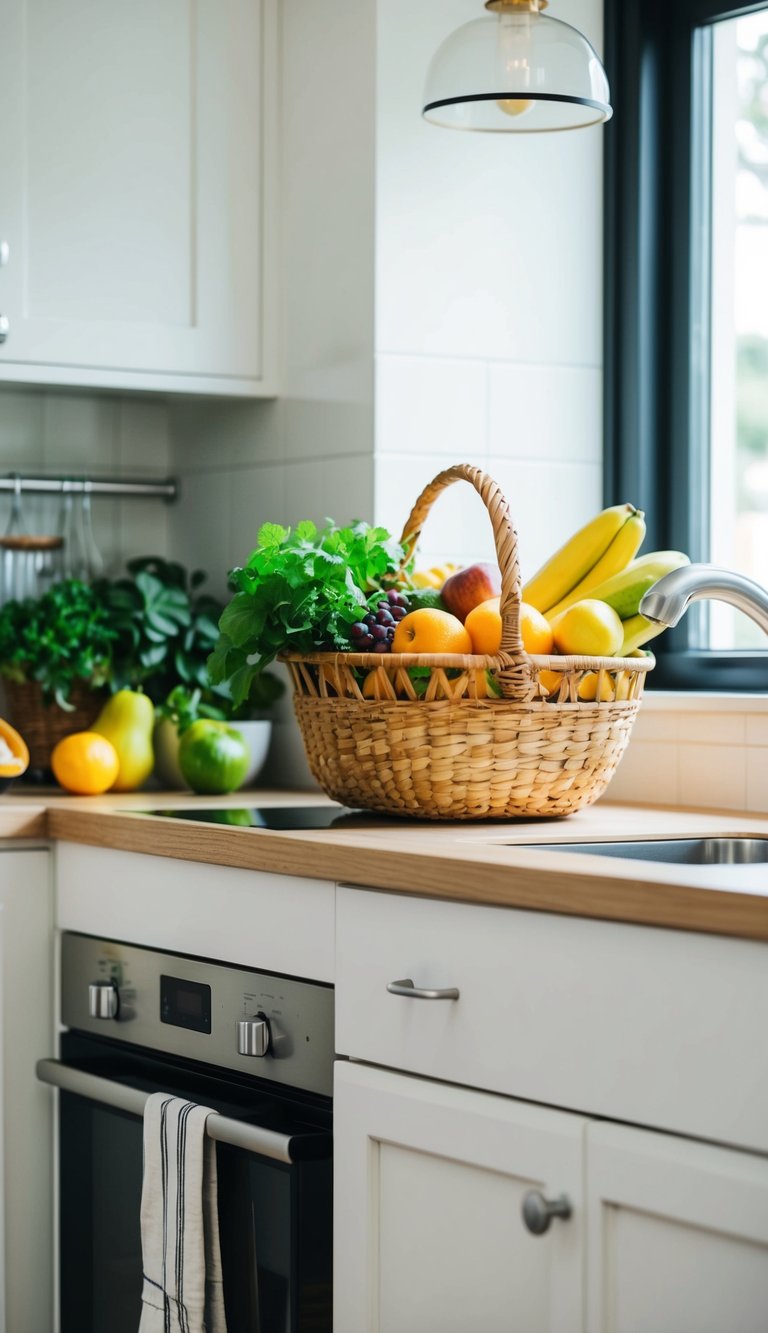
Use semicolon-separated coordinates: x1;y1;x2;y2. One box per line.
522;503;689;657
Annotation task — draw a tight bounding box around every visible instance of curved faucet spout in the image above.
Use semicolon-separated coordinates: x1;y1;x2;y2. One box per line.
640;564;768;636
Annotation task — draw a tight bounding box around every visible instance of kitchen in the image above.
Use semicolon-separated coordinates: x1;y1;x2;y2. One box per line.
1;0;767;1330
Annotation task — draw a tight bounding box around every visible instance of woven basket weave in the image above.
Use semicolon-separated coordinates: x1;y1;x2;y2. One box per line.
284;465;653;820
2;679;105;773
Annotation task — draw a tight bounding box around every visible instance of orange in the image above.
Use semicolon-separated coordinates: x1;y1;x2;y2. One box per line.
391;608;472;655
51;731;120;795
465;598;555;656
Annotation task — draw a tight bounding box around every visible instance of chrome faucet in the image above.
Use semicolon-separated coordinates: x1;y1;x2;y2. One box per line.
640;564;768;637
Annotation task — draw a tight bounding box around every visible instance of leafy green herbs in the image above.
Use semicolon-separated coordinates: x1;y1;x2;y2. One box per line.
95;557;224;704
0;579;116;708
0;555;286;718
208;520;405;707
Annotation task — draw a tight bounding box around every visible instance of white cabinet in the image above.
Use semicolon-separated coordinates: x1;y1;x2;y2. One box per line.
55;843;336;981
586;1122;768;1333
334;885;768;1333
335;1061;586;1333
0;847;53;1333
0;0;277;397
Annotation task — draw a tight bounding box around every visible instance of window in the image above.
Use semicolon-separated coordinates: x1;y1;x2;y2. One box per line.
604;0;768;689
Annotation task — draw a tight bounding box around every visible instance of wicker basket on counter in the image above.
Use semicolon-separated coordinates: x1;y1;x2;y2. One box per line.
283;465;654;820
1;678;105;773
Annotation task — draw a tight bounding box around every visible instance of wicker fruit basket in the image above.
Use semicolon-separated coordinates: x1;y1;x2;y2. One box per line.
283;465;653;820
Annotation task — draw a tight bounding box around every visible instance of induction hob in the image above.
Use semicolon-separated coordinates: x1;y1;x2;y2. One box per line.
144;804;399;831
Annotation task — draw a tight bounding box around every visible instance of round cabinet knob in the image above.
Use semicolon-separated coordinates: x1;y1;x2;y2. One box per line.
237;1016;270;1058
522;1190;572;1236
88;980;119;1021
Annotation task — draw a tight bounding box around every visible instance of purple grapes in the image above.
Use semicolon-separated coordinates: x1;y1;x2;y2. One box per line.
347;590;410;652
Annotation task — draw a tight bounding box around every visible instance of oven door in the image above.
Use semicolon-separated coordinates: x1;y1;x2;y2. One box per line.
39;1033;332;1333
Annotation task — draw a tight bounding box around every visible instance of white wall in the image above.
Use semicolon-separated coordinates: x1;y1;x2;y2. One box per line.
374;0;605;575
168;0;378;599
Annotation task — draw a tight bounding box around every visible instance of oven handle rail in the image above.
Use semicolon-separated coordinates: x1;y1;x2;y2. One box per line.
36;1059;321;1165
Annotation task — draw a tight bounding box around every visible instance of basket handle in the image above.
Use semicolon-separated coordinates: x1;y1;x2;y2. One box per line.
397;464;535;701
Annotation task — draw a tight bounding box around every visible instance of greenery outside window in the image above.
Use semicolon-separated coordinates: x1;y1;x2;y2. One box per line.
604;0;768;689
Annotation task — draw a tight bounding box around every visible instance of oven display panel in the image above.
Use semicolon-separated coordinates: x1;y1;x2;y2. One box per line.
160;975;212;1034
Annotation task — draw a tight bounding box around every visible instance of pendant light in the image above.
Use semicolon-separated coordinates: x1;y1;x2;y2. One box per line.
422;0;612;133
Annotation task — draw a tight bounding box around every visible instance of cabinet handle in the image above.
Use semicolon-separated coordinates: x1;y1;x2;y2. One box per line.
0;242;9;267
0;315;8;344
386;977;460;1001
521;1190;572;1235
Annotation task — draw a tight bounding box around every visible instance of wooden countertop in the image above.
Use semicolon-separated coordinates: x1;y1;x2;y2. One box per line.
4;786;767;943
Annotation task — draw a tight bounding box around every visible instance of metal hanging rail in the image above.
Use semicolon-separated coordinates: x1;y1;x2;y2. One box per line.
0;474;178;501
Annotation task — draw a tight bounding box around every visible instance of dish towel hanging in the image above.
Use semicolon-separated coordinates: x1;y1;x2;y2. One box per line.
139;1093;228;1333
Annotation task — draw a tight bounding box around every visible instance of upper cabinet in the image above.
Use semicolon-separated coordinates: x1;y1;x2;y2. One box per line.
0;0;277;397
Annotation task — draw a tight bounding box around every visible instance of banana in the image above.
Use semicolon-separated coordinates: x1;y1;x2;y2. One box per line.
619;614;668;656
585;550;690;621
522;504;638;614
544;509;646;619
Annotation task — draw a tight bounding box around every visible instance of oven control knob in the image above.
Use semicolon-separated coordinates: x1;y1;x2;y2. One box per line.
237;1016;270;1058
88;980;119;1020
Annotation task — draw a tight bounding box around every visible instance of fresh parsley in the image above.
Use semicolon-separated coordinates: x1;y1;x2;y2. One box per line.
208;520;405;707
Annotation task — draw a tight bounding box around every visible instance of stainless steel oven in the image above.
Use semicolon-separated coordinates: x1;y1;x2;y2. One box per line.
38;933;334;1333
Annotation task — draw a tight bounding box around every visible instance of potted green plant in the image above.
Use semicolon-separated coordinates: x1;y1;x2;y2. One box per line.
0;578;116;770
95;556;284;789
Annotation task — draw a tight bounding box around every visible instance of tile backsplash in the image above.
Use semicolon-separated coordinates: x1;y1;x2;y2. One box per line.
0;387;172;575
604;693;768;814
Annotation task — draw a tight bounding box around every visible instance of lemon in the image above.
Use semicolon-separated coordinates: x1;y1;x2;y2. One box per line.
550;599;624;657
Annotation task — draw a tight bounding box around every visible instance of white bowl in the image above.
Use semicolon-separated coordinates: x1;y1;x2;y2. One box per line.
231;719;272;787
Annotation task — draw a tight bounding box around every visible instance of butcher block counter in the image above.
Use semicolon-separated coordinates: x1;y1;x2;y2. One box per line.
2;787;768;941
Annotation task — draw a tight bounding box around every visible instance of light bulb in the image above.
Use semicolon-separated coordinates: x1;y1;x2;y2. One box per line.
496;97;534;117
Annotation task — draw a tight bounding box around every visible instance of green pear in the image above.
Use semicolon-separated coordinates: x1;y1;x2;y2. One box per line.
93;690;155;792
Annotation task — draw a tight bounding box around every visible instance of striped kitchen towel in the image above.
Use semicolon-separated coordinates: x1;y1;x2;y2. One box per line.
139;1093;228;1333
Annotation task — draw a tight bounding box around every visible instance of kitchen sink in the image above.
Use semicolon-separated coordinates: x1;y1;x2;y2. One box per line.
520;837;768;866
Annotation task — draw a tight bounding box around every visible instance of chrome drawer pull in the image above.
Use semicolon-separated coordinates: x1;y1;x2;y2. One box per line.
522;1190;572;1235
386;978;460;1001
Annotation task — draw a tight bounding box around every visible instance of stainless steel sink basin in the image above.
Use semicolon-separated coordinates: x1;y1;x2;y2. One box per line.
521;837;768;866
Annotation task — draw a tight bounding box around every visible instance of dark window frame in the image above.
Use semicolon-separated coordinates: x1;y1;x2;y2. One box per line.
603;0;768;690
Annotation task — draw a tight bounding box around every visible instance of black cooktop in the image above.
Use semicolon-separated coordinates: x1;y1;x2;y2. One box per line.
146;804;396;831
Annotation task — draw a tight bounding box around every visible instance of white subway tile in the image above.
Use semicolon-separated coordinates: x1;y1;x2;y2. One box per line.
0;389;45;470
168;469;232;600
676;711;747;746
281;454;374;532
229;464;287;569
117;398;171;475
746;749;768;813
630;706;680;743
485;459;603;585
677;743;747;811
745;714;768;746
604;741;679;805
41;393;118;474
375;452;494;565
376;355;487;457
119;500;171;569
488;363;602;464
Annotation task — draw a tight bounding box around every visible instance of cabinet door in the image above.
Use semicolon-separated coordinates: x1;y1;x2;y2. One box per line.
335;1061;586;1333
0;848;53;1333
0;0;275;395
586;1121;768;1333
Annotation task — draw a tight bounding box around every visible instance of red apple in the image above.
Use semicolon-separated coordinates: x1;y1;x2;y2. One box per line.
440;562;502;622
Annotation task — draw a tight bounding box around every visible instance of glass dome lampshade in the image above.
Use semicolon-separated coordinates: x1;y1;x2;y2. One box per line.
422;0;612;132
